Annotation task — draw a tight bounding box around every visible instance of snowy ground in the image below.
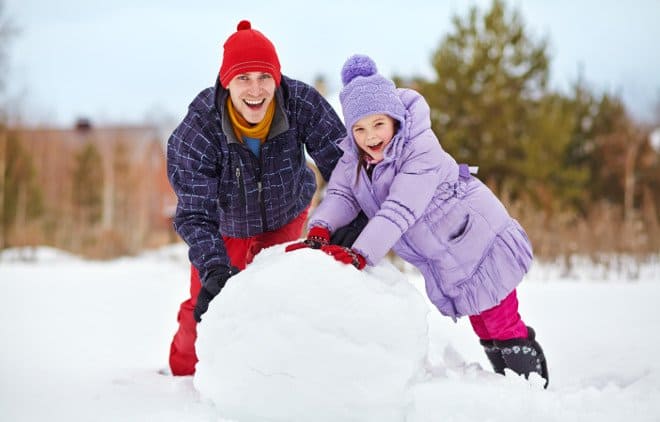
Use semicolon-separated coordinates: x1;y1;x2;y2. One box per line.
1;243;659;421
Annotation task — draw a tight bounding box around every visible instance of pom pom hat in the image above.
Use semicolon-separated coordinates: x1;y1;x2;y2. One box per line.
339;54;406;133
219;20;281;88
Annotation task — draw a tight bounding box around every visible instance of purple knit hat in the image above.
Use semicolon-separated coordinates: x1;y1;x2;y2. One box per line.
339;54;406;131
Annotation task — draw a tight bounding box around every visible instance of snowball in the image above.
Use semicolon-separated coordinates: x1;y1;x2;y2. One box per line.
194;246;430;422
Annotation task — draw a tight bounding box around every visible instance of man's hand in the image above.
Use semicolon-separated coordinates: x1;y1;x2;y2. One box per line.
194;266;240;322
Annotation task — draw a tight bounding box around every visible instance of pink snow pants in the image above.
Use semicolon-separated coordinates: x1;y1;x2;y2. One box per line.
168;209;308;376
469;290;529;340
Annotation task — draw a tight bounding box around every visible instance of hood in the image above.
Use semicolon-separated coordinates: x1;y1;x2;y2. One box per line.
339;88;433;163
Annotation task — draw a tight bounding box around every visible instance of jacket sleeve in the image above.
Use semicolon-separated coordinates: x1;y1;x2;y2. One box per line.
294;84;346;181
352;130;445;266
167;109;232;282
307;151;361;232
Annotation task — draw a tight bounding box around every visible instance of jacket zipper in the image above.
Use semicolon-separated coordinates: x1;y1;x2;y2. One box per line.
235;166;247;209
257;180;267;231
235;143;268;232
257;146;268;232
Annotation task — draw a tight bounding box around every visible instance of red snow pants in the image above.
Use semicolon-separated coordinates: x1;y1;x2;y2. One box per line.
168;209;308;376
469;289;529;341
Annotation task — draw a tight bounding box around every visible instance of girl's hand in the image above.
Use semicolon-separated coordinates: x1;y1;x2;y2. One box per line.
285;227;330;252
320;245;366;270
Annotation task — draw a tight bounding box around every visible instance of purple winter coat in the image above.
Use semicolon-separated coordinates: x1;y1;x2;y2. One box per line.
309;89;533;318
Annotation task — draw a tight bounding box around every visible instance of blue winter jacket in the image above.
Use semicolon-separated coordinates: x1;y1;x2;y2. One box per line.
167;76;346;281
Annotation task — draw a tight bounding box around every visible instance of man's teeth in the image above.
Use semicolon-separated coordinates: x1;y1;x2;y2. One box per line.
244;99;263;106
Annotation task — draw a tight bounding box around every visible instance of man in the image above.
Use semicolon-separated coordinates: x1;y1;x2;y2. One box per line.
166;20;356;376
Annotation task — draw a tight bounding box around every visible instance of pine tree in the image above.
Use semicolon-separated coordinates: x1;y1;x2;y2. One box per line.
419;0;551;195
0;131;43;248
513;93;588;213
72;142;103;226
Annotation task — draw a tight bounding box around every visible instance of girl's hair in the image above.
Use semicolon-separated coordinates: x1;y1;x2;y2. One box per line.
354;120;401;185
355;148;369;184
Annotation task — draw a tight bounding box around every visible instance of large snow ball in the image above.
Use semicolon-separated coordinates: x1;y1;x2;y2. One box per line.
194;245;430;422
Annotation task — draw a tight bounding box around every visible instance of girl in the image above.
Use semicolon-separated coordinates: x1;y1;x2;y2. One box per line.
286;54;549;387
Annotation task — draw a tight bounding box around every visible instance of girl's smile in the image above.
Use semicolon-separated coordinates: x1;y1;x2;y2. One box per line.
352;114;397;163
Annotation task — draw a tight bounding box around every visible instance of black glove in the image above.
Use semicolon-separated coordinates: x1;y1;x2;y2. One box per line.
330;211;368;248
193;266;240;323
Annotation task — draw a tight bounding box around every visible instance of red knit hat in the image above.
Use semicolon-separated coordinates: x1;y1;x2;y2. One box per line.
219;20;281;88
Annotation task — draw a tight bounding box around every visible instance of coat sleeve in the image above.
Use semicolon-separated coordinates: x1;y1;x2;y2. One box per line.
294;84;347;181
352;130;446;266
167;108;232;282
307;151;361;232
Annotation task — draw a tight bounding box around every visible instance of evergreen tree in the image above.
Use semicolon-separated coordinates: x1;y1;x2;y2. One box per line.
557;79;601;213
0;131;43;248
72;142;103;226
419;0;552;195
514;93;588;212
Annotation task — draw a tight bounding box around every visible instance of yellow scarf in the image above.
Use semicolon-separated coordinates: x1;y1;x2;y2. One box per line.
226;98;275;144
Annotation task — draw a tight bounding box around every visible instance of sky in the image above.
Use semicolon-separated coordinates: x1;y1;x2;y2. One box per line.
3;0;660;128
0;243;659;421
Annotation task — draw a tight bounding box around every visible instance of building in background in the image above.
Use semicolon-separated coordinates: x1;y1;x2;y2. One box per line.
10;119;177;257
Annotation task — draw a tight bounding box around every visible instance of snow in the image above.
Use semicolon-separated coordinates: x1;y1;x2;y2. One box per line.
195;248;429;422
1;243;659;421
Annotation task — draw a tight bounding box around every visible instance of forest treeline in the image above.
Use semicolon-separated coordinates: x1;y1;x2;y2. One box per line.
0;0;658;263
393;0;659;263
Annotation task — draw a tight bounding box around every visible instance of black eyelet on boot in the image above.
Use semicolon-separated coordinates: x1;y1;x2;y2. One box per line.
494;327;549;388
479;339;506;375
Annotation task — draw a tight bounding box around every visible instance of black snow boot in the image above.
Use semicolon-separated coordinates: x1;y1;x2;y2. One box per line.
494;326;549;388
479;339;506;375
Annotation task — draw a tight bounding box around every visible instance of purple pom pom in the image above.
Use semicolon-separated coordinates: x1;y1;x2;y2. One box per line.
341;54;377;86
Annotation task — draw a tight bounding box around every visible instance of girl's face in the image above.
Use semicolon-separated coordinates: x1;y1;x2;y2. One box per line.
227;72;276;124
352;114;396;163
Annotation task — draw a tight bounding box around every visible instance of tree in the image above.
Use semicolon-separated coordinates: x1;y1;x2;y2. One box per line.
0;0;18;248
72;143;104;227
419;0;556;196
0;131;43;248
514;93;588;212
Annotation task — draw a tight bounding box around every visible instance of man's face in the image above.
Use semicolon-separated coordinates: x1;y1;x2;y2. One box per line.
227;72;276;124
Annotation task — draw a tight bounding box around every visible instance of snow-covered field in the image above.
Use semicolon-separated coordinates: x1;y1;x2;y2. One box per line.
1;244;659;421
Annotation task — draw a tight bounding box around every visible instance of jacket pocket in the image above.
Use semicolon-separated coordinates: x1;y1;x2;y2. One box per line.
448;214;471;242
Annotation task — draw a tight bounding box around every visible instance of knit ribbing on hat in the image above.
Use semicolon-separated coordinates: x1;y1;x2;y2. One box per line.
219;20;281;88
339;54;406;131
